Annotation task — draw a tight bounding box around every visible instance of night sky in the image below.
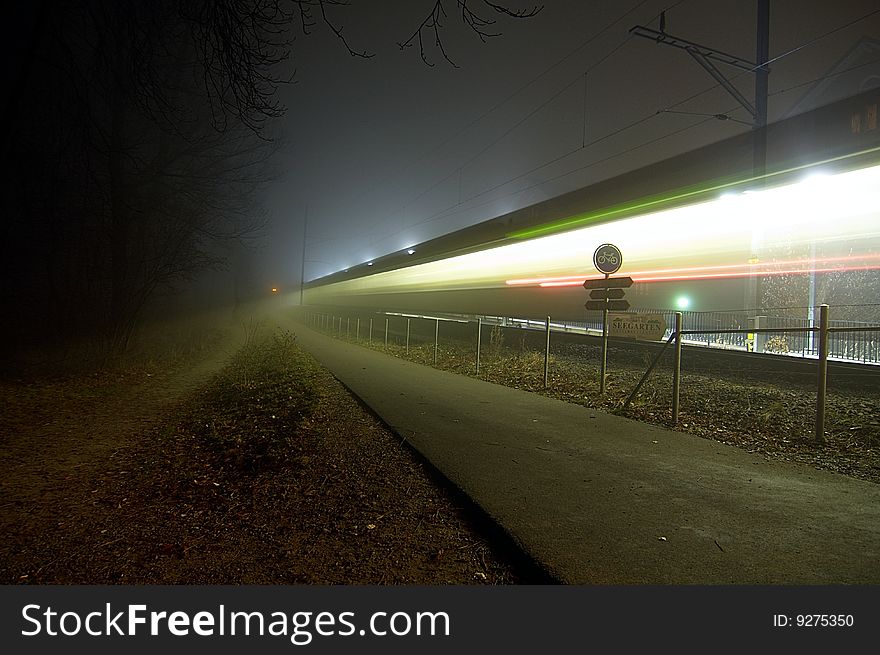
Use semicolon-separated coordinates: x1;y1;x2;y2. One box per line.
2;1;879;313
261;0;880;291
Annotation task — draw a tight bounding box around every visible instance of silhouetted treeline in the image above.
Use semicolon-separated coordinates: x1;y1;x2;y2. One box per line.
1;0;287;361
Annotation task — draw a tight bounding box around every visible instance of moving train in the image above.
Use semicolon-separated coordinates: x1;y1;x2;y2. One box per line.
304;89;880;321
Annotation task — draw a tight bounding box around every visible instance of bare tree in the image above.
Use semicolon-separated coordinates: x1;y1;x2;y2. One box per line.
1;0;542;360
399;0;543;66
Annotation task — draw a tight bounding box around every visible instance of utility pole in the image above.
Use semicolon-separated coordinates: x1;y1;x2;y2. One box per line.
753;0;770;312
630;1;770;177
631;3;771;312
299;204;308;307
753;0;770;178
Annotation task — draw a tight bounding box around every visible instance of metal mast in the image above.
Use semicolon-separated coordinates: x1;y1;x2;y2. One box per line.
630;1;770;175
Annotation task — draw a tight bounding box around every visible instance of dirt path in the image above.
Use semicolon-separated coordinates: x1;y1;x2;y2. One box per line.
0;309;534;584
0;327;244;581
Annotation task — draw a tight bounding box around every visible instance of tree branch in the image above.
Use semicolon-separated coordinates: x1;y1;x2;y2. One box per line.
399;1;543;67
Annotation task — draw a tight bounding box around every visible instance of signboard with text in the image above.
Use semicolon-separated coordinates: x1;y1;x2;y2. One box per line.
608;313;667;341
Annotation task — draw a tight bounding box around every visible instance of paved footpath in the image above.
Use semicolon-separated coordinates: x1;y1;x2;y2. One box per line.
291;322;880;584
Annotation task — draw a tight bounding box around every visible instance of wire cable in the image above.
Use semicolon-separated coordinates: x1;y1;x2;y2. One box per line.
338;0;661;212
365;44;880;250
385;7;880;242
377;1;686;231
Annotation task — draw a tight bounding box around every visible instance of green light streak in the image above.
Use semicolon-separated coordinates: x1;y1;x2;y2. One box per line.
507;145;880;240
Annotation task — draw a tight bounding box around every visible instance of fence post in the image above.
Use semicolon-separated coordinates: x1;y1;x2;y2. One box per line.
476;317;482;375
672;311;683;426
544;315;551;388
406;318;411;353
369;318;373;345
384;317;389;348
434;318;439;365
815;303;829;442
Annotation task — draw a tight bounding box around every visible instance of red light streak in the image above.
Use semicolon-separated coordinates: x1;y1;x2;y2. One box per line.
505;253;880;288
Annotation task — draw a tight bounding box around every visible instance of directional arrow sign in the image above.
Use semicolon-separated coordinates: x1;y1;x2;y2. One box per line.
589;288;626;300
585;299;630;311
583;276;634;290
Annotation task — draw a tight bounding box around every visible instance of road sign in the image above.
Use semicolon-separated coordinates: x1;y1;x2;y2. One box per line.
585;299;630;311
582;276;633;290
589;288;626;300
593;243;622;275
608;312;667;341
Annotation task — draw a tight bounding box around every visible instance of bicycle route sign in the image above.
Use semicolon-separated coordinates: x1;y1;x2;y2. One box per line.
593;243;622;275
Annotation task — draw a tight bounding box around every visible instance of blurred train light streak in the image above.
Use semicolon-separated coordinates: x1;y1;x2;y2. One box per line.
306;161;880;303
513;253;880;287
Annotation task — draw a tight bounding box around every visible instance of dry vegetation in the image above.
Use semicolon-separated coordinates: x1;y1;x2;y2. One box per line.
0;325;538;584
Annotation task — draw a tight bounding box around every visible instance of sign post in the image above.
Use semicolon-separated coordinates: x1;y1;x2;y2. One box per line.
585;244;626;394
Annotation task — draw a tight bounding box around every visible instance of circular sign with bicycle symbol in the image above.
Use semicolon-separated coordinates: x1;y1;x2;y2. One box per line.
593;243;622;275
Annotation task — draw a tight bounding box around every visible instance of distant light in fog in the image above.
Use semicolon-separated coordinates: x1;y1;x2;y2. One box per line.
271;287;278;293
676;296;691;309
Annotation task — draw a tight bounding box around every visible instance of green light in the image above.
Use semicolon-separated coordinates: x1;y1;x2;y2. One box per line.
506;145;880;240
676;296;691;310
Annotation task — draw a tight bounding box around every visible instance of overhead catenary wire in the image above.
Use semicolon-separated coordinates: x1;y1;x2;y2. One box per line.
341;0;663;211
662;6;880;116
354;6;880;252
355;1;685;247
408;43;880;237
373;1;680;226
405;44;880;239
